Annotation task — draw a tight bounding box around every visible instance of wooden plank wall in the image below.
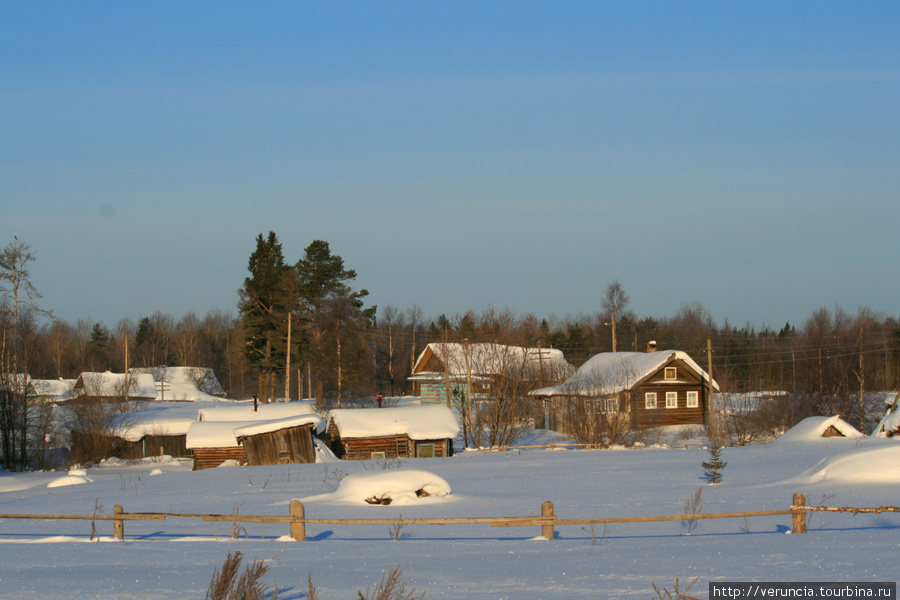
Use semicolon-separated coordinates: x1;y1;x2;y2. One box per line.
240;426;315;465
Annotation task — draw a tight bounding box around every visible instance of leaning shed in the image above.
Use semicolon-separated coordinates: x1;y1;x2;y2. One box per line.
235;415;325;466
326;405;459;460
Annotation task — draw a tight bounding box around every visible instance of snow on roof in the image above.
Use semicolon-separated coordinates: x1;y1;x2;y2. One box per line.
110;402;208;442
530;350;718;397
186;420;254;449
777;415;863;442
329;405;460;440
874;410;900;438
75;372;158;398
131;367;226;397
872;393;900;437
109;400;323;443
30;379;76;398
234;414;326;438
412;343;573;381
197;401;316;422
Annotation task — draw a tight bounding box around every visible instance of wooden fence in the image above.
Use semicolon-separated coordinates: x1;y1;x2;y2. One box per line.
2;494;899;542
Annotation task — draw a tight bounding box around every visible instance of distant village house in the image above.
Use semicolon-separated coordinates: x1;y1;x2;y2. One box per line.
408;342;573;405
530;345;718;436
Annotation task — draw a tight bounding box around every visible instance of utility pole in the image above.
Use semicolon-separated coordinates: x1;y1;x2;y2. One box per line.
707;338;721;447
284;313;291;402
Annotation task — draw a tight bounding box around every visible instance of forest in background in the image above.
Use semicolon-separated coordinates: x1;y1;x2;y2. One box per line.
4;235;900;422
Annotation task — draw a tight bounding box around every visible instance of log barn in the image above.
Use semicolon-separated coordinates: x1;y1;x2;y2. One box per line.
326;405;459;460
530;347;719;434
186;420;250;470
235;415;325;465
186;406;325;470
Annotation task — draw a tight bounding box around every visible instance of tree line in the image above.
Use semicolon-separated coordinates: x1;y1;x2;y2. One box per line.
2;235;900;466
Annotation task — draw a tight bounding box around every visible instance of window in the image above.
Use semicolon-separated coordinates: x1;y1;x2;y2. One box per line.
371;451;386;460
666;391;678;408
664;367;677;380
645;392;657;409
686;391;699;408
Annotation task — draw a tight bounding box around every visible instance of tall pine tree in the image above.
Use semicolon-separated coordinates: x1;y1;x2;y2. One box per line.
296;240;374;405
239;232;293;403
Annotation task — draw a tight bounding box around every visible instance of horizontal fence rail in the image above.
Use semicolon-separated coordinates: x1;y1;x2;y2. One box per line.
2;494;899;542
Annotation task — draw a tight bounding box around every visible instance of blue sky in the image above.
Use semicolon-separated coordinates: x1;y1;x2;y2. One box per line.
2;2;898;330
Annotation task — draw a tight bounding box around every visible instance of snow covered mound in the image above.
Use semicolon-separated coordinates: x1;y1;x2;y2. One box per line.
786;445;900;485
776;415;862;442
46;471;94;488
305;470;452;506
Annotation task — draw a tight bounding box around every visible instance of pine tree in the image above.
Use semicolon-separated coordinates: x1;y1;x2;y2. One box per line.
238;232;292;403
296;240;374;405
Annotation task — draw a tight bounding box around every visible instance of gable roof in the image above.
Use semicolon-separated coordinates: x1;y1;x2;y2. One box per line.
778;415;863;442
410;342;573;382
131;366;226;397
529;350;718;397
73;372;158;399
329;405;460;440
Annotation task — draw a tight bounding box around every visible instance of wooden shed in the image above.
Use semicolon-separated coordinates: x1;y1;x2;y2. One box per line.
185;421;250;470
326;406;459;461
235;415;325;465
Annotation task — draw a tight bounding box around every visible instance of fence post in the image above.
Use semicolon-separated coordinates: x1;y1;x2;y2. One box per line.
541;501;555;540
792;493;807;534
114;504;124;541
290;499;306;541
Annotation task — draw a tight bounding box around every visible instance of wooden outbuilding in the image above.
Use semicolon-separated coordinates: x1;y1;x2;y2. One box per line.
326;405;459;460
186;421;249;470
235;415;324;465
187;413;325;470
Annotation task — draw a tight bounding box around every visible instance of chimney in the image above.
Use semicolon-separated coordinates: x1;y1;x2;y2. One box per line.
646;340;657;353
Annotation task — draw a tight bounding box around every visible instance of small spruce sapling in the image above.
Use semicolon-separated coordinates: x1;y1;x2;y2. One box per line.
702;445;727;484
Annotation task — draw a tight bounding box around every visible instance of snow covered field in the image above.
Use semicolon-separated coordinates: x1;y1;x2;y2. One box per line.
1;429;898;599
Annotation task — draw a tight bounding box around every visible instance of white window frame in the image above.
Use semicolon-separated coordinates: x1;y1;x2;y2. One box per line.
686;391;699;408
665;391;678;408
644;392;657;409
371;451;386;460
664;367;677;380
605;398;618;413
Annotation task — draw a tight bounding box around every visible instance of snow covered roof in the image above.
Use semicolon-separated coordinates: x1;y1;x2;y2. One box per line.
110;402;207;442
74;372;158;399
530;350;718;397
329;405;460;440
234;414;326;438
872;393;900;437
108;400;323;443
411;342;573;381
130;367;226;398
777;415;863;442
198;401;316;422
186;420;253;449
187;412;324;449
30;378;76;398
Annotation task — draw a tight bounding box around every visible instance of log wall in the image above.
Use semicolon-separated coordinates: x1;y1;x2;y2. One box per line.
191;447;246;471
